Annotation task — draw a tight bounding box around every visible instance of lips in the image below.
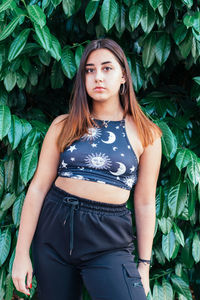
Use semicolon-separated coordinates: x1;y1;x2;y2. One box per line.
94;87;105;91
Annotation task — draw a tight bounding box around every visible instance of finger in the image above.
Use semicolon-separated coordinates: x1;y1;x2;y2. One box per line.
26;271;32;290
18;279;30;296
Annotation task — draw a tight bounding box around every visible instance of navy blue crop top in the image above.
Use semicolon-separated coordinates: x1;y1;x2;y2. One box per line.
57;118;139;190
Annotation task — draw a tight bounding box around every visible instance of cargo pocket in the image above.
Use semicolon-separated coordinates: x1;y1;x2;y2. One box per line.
122;262;144;300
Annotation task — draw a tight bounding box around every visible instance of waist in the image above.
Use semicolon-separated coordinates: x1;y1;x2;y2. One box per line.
54;176;130;204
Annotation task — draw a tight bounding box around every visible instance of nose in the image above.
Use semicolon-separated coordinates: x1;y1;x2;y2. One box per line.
95;69;103;82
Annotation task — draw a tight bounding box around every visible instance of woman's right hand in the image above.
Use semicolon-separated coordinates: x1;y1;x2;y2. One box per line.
12;253;33;296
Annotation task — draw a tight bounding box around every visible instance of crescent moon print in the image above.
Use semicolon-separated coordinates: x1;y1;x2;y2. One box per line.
109;162;126;176
101;131;116;144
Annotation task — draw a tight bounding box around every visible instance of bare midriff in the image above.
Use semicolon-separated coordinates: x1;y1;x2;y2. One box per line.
54;176;131;204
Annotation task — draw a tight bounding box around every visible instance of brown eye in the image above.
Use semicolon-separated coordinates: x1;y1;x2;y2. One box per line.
85;68;94;73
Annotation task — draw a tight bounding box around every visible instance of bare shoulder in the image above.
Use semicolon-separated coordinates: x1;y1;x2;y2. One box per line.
52;113;69;126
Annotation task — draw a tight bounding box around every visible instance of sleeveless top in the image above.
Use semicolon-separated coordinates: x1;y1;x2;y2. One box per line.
57;117;139;191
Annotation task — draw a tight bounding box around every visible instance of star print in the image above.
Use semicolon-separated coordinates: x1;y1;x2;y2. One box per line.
130;166;135;172
127;145;131;149
117;176;120;180
71;157;75;161
115;126;120;129
91;143;97;147
122;133;125;137
61;160;67;168
121;153;125;157
67;145;77;152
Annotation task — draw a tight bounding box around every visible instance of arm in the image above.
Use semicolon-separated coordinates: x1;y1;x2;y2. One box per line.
134;136;162;295
12;114;67;296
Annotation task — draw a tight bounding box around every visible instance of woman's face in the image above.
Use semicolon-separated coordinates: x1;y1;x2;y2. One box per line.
84;48;126;104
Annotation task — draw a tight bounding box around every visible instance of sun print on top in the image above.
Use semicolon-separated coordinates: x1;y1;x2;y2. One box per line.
81;127;102;141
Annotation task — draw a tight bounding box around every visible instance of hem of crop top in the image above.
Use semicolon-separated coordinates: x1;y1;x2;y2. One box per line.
57;173;133;191
92;117;139;165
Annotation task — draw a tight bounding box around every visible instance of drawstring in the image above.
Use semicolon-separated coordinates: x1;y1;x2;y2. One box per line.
63;197;79;256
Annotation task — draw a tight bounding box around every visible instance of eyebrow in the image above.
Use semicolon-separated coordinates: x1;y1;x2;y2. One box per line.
85;61;113;66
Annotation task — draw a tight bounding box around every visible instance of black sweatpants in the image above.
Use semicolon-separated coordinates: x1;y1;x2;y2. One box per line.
31;180;147;300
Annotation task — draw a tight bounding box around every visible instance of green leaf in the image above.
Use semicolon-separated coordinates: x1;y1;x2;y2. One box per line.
0;105;11;140
16;71;28;89
149;0;159;9
4;72;17;92
12;192;25;227
153;281;164;299
20;143;39;185
51;61;64;89
130;57;144;92
142;32;156;68
192;232;200;263
182;0;193;8
186;159;200;186
0;163;4;199
25;128;41;149
7;115;23;150
179;30;193;58
162;229;176;260
171;274;193;300
0;0;13;13
193;76;200;85
0;228;11;267
129;2;143;31
48;34;62;61
0;16;21;41
27;5;46;28
192;11;200;32
115;2;126;36
75;45;84;69
51;0;62;7
157;121;177;160
62;0;76;17
141;2;155;33
173;223;185;247
183;15;194;29
173;23;187;45
155;33;171;65
100;0;118;32
34;24;52;52
0;193;16;211
175;149;196;171
61;46;76;79
5;273;14;300
158;217;172;234
8;28;30;62
162;278;173;300
157;0;171;17
4;158;15;191
38;49;51;66
85;0;99;23
168;183;187;218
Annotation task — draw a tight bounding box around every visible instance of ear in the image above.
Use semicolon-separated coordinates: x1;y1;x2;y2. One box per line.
121;70;127;84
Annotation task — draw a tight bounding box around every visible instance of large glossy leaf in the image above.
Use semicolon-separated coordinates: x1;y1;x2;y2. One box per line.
162;278;173;300
8;28;30;62
0;16;21;41
16;71;28;89
168;183;187;218
155;33;171;65
157;121;177;160
12;191;25;227
171;274;193;300
62;0;76;17
5;273;14;300
173;23;187;45
0;105;11;140
153;281;164;299
100;0;118;32
192;232;200;263
149;0;159;9
173;223;185;247
0;163;4;199
0;193;16;212
175;149;196;171
131;57;144;93
129;2;143;31
20;143;39;184
142;32;156;68
0;228;11;267
3;72;17;92
186;159;200;186
34;24;52;52
179;30;193;58
115;2;126;36
4;158;15;191
75;45;84;69
157;0;171;17
193;76;200;85
0;0;13;13
85;0;99;23
141;2;155;33
162;229;176;260
61;46;76;79
48;34;62;61
182;0;193;8
158;217;172;234
27;5;46;28
25;128;41;150
7;115;23;150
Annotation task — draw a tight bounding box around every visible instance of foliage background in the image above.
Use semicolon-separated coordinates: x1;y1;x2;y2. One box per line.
0;0;200;299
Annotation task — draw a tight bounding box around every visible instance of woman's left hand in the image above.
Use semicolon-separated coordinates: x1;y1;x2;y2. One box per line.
137;263;150;296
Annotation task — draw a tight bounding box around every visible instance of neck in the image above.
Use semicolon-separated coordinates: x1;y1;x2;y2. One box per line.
91;105;124;121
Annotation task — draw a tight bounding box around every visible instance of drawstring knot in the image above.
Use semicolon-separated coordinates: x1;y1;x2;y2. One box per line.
63;197;79;256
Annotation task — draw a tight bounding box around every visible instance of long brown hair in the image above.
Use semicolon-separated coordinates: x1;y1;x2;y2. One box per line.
57;38;162;152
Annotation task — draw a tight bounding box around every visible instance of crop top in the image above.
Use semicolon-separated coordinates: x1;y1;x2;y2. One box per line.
57;117;139;191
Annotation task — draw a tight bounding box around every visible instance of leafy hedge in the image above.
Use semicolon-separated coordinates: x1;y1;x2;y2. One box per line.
0;0;200;299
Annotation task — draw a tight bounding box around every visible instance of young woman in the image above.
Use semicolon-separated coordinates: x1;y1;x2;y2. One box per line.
12;38;162;300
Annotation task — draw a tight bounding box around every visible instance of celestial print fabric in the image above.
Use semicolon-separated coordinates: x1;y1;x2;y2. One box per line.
57;118;139;190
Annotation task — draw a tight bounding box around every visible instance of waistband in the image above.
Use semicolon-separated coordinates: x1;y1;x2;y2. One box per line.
50;180;128;213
